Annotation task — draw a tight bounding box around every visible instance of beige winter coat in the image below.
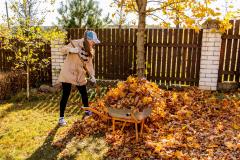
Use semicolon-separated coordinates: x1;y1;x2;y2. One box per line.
57;38;95;86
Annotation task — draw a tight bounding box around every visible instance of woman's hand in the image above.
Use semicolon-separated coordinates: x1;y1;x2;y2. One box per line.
89;75;96;84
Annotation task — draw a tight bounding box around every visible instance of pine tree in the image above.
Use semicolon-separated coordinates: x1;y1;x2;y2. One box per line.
57;0;111;28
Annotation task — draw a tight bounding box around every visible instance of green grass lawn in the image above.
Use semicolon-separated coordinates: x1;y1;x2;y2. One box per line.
0;88;108;160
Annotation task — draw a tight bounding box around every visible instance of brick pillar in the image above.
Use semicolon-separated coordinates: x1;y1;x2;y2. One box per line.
51;40;65;86
199;29;222;90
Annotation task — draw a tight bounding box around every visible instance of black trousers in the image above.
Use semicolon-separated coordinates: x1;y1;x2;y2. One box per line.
60;82;88;117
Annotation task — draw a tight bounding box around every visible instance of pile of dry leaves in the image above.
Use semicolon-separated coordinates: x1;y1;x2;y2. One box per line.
53;76;240;159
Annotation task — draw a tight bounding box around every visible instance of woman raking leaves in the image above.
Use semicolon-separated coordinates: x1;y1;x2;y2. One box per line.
57;30;100;126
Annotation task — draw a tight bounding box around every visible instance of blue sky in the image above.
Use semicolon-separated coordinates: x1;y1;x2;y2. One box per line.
0;0;239;26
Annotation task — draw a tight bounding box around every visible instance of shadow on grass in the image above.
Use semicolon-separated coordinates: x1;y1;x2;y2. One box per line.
26;124;62;160
25;124;79;160
56;126;107;160
0;91;83;120
25;119;148;160
25;121;104;160
0;86;107;120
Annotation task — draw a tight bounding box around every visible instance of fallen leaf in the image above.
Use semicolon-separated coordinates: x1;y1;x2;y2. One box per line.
174;150;184;159
225;141;235;150
232;123;240;130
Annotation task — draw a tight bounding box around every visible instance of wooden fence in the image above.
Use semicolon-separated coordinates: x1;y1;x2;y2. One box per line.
145;29;202;86
0;43;52;86
0;48;14;72
32;44;52;86
67;28;203;86
219;20;240;83
2;24;239;87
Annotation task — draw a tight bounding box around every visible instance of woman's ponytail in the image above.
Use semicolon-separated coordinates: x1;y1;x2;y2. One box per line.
83;30;94;57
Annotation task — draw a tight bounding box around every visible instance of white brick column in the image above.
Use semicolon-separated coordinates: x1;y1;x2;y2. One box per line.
199;30;222;90
51;40;65;85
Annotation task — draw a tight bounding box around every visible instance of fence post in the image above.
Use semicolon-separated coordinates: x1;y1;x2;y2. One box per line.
51;40;65;86
199;29;222;90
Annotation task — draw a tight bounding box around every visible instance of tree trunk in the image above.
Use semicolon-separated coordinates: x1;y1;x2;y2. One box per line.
27;44;30;100
118;0;124;29
136;1;147;78
27;64;30;100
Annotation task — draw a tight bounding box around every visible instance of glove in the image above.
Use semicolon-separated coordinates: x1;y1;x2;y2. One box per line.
89;75;96;84
69;47;79;53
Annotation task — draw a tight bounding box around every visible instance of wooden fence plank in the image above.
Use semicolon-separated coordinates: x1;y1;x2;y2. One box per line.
94;29;99;79
187;29;194;85
73;28;77;39
0;47;2;71
195;30;203;86
236;20;240;82
120;29;125;79
103;29;107;79
172;29;178;84
176;29;183;84
224;20;234;81
156;29;162;83
129;28;134;76
181;29;188;84
161;29;168;84
122;29;126;78
124;29;129;77
166;29;172;84
236;39;240;82
219;33;227;82
104;29;109;79
230;20;239;81
98;29;103;79
191;30;198;86
107;28;113;79
151;29;157;82
116;29;120;79
79;29;84;38
134;29;137;75
112;28;116;79
147;29;152;80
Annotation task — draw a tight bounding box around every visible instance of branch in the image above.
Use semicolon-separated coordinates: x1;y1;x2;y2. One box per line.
148;13;168;24
148;0;164;3
131;0;138;12
32;2;43;17
145;0;186;13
